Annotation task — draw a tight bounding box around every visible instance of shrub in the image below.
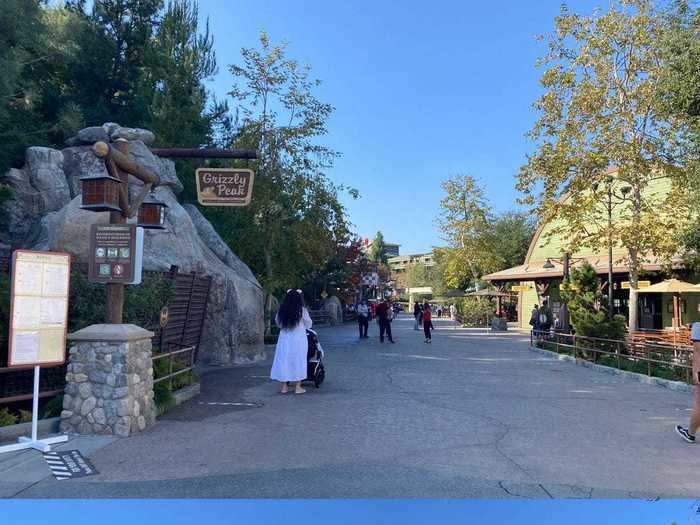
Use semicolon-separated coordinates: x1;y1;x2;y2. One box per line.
41;395;64;419
457;297;493;326
0;408;17;427
69;271;174;332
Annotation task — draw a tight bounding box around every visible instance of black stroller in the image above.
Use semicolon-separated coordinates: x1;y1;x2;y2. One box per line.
305;329;326;388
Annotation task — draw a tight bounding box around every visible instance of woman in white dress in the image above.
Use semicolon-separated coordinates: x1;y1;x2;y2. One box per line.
270;289;312;394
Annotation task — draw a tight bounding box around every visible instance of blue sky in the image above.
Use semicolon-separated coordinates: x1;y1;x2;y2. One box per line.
1;499;698;524
198;0;606;254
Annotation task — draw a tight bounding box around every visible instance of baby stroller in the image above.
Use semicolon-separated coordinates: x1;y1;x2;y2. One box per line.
305;329;326;388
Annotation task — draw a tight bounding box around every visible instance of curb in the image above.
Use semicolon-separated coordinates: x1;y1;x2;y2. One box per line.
0;417;60;443
528;344;693;394
172;383;200;406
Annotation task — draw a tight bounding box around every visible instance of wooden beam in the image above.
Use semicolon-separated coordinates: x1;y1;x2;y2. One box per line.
94;141;160;185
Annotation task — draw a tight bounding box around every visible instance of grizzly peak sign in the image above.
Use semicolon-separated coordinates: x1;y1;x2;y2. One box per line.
195;168;255;207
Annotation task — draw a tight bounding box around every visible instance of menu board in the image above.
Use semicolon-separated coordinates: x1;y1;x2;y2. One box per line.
88;224;136;283
8;250;71;367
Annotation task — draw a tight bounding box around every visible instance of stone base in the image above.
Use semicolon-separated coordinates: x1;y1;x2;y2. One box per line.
60;324;156;437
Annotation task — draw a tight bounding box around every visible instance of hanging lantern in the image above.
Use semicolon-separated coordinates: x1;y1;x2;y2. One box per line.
137;191;168;229
80;173;123;212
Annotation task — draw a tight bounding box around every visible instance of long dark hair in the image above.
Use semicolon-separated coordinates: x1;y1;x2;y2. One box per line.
277;289;304;329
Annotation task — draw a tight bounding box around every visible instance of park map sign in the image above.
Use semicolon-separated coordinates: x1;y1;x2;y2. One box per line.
9;250;71;367
195;168;254;207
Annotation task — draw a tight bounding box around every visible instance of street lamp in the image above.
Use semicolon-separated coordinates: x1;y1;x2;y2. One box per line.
592;175;631;320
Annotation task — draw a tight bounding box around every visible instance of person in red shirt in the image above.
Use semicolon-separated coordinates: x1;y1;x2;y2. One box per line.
422;302;434;343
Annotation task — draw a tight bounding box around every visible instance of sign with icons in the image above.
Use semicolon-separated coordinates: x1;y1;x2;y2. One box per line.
88;224;138;284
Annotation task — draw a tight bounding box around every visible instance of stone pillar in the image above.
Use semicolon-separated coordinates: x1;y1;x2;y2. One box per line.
60;324;156;437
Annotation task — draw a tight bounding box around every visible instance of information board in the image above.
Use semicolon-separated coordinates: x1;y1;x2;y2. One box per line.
88;224;136;283
8;250;71;367
195;168;255;207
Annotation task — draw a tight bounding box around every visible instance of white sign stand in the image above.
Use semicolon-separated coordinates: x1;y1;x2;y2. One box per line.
0;366;68;454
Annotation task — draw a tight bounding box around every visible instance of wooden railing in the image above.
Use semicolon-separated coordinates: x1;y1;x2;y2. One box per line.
531;329;694;384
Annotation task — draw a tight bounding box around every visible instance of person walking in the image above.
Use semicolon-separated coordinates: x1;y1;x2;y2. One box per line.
449;303;457;321
376;298;395;343
413;300;421;330
423;302;434;343
676;322;700;443
270;289;312;395
357;300;369;338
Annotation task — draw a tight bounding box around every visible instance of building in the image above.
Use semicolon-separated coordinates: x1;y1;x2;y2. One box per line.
387;252;435;274
483;170;698;330
362;237;400;259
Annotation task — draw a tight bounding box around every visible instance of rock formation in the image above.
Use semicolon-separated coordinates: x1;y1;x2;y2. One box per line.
1;123;265;365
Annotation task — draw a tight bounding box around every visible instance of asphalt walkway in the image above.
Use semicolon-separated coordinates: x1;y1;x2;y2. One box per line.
3;315;700;498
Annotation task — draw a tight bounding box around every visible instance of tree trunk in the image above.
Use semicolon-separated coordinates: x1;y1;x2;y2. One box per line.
264;247;274;336
628;249;639;331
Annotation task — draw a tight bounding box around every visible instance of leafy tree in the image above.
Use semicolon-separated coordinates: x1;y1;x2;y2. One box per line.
368;230;386;264
0;0;53;172
436;174;494;289
147;0;218;147
518;0;693;330
560;262;626;345
660;2;700;265
488;211;536;270
216;32;351;328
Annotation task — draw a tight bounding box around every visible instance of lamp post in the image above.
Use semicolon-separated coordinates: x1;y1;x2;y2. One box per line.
592;175;631;320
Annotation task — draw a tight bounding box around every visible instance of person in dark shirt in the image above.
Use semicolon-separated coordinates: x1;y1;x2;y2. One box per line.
413;301;421;330
376;299;395;343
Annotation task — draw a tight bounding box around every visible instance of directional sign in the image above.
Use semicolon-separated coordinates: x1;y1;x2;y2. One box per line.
195;168;255;207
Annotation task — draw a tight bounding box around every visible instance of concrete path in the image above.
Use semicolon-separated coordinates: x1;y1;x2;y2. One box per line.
3;315;700;498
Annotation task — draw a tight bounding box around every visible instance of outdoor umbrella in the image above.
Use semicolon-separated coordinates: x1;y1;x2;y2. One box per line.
637;279;700;328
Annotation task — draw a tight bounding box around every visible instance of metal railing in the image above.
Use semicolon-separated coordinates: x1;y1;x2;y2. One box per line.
530;329;693;384
152;344;196;391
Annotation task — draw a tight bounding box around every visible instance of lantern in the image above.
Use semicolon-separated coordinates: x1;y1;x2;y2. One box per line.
80;173;123;212
137;191;168;229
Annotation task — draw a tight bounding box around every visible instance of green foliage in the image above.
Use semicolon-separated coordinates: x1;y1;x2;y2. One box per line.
435;176;535;290
368;231;387;264
560;262;626;341
41;395;64;419
153;382;174;410
69;271;173;331
518;0;695;329
0;408;18;427
18;409;32;423
456;297;493;327
202;31;353;302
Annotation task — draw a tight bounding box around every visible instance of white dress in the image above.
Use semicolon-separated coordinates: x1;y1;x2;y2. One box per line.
270;308;313;382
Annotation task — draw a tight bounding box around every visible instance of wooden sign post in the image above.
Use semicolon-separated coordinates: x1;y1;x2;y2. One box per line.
0;250;71;454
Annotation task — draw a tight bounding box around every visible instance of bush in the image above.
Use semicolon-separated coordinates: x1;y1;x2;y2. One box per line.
457;297;493;326
69;271;174;332
0;408;17;427
41;395;64;419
